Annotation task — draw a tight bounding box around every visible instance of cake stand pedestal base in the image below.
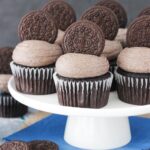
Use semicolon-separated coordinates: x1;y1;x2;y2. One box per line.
64;116;131;150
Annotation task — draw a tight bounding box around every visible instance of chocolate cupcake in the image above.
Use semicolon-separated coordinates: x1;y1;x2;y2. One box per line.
115;28;127;48
0;47;27;118
115;47;150;105
102;40;123;91
54;53;113;108
96;0;128;28
11;40;62;95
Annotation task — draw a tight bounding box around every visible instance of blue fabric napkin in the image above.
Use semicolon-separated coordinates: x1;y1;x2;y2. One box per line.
4;115;150;150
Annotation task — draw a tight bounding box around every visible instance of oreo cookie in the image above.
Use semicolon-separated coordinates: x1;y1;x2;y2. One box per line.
63;20;105;56
127;16;150;48
138;7;150;17
81;6;119;40
18;11;58;43
96;0;127;28
28;140;59;150
42;0;76;31
0;141;29;150
0;47;13;74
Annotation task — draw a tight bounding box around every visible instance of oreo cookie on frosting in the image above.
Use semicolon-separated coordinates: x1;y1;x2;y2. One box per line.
0;141;29;150
28;140;59;150
18;11;58;43
42;0;76;31
63;20;105;56
96;0;127;28
81;6;119;40
127;15;150;48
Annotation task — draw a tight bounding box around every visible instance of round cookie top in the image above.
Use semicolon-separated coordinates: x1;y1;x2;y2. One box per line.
102;40;123;60
127;16;150;48
18;11;58;43
138;7;150;17
81;6;119;40
0;141;29;150
0;47;13;74
28;140;58;150
56;53;109;78
96;0;127;28
63;20;105;56
13;40;62;67
117;47;150;73
42;0;76;31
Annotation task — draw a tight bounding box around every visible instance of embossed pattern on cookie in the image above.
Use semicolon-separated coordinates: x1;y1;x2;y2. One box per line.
63;20;105;56
138;7;150;17
43;0;76;31
0;141;29;150
96;0;127;28
127;16;150;48
81;6;119;40
18;11;58;43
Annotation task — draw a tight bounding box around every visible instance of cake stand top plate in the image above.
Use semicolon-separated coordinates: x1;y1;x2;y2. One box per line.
8;77;150;117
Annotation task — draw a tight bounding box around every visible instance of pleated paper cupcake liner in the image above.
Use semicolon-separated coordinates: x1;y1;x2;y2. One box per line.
109;65;117;91
54;72;113;108
115;70;150;105
0;93;28;118
10;62;56;95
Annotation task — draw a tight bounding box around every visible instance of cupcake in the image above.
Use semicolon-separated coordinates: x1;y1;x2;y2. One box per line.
54;53;113;108
55;29;65;46
115;28;127;48
54;20;113;108
116;47;150;105
102;40;123;91
0;47;27;117
11;40;62;95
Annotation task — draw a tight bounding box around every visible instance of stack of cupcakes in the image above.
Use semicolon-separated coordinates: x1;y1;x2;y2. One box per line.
0;47;27;117
54;20;113;108
115;9;150;105
11;0;76;95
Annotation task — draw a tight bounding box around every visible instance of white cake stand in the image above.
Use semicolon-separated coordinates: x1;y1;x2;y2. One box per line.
8;77;150;150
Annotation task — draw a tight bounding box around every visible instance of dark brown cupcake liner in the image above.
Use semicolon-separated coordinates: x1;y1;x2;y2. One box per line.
115;69;150;105
109;59;117;91
10;62;56;95
54;72;113;108
0;92;28;118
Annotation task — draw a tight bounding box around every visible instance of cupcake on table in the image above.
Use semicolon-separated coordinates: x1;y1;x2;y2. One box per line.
80;1;125;91
54;20;113;108
0;47;27;117
115;15;150;105
11;0;77;95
